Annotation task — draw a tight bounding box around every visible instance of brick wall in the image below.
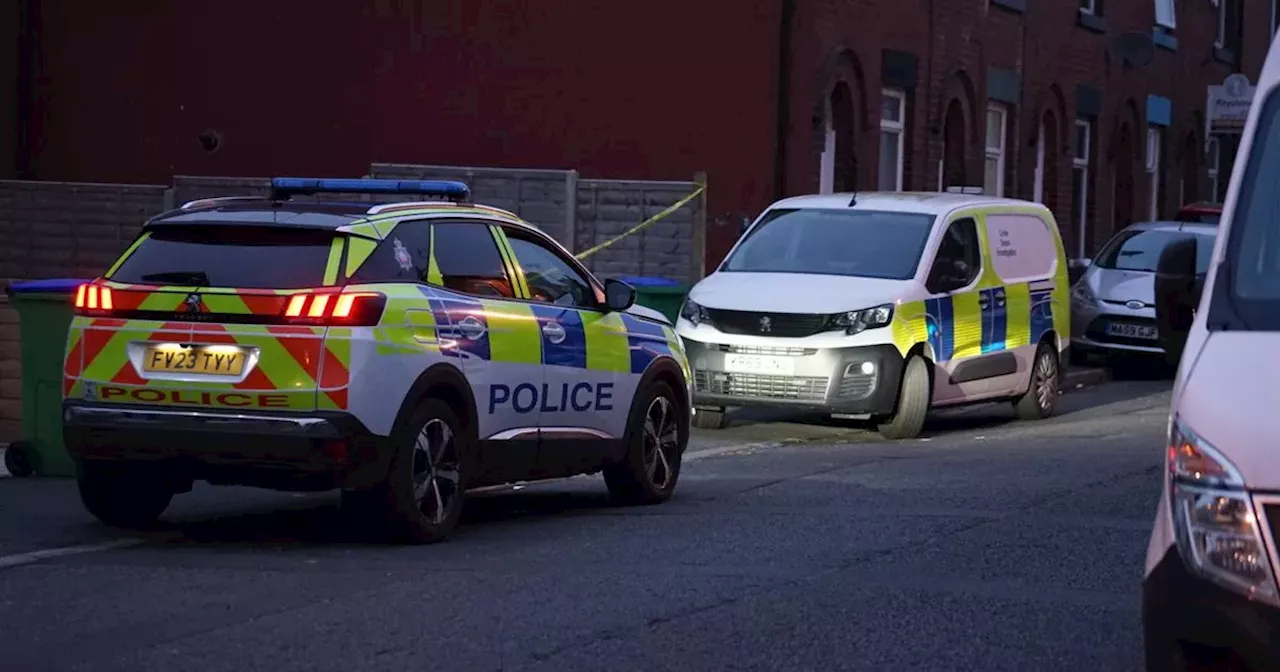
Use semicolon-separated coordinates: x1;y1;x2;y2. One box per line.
0;179;168;441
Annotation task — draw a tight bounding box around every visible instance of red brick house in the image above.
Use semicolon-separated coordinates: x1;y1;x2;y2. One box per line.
4;0;1274;265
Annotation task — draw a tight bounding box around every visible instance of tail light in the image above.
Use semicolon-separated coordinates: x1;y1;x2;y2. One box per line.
282;291;385;326
73;284;115;316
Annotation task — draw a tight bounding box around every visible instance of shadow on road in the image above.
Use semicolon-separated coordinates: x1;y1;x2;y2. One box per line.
120;486;617;548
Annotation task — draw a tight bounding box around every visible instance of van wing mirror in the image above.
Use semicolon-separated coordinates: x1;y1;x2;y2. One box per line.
603;278;637;312
1154;236;1200;366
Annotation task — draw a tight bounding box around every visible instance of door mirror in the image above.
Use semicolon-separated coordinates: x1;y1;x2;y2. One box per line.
1068;258;1092;285
1154;236;1201;366
603;278;636;312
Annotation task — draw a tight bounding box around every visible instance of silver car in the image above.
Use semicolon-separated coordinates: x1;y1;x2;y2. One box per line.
1069;220;1216;364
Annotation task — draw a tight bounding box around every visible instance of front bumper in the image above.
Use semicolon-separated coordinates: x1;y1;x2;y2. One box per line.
1071;298;1164;355
683;340;903;416
1143;546;1280;671
63;402;394;491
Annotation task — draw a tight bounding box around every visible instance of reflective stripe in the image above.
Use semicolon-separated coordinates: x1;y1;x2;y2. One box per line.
1004;283;1032;349
891;300;930;357
925;297;954;362
426;226;443;285
621;314;672;374
582;312;631;373
345;238;378;278
484;300;542;365
950;292;982;360
323;238;344;285
1031;289;1055;345
488;226;530;298
529;304;585;368
105;233;150;277
979;287;1008;353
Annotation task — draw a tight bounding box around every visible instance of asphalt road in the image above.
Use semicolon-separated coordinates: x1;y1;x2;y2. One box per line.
0;377;1171;672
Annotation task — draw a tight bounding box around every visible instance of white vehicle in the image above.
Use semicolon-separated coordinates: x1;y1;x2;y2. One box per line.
1142;41;1280;671
674;192;1071;440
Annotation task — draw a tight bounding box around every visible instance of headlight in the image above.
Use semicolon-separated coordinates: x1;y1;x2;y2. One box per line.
680;298;711;326
1168;416;1278;605
830;304;894;335
1071;282;1096;304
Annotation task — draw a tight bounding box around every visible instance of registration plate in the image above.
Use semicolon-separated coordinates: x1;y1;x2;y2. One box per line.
723;354;795;376
1105;323;1158;340
142;344;247;376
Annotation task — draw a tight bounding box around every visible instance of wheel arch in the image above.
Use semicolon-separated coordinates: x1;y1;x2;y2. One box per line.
392;362;479;446
630;356;690;436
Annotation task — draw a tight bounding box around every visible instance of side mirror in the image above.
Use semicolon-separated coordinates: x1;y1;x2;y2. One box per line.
1068;258;1092;285
1154;236;1200;366
603;278;636;312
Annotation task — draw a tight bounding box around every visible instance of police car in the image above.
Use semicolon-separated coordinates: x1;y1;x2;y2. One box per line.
61;178;693;543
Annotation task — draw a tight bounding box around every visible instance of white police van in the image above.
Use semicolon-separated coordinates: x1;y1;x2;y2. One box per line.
1142;39;1280;670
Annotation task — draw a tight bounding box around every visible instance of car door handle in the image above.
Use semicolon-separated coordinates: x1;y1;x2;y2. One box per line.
541;321;567;344
978;297;991;310
456;316;486;341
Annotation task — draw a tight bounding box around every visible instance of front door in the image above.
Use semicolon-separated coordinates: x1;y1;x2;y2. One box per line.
924;215;991;403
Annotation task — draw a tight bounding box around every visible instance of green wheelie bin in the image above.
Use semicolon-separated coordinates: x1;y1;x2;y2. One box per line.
3;278;86;477
615;276;689;324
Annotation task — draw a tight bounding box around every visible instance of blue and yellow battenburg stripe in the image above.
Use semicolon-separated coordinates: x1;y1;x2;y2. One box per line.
904;278;1058;363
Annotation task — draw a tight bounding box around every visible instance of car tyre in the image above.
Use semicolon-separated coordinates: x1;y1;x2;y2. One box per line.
877;355;930;440
1014;342;1059;420
691;407;728;430
605;380;687;505
3;441;35;477
373;398;468;544
77;461;173;528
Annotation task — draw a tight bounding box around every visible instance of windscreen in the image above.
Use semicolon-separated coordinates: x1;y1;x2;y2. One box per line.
109;225;337;289
721;208;935;280
1095;229;1214;274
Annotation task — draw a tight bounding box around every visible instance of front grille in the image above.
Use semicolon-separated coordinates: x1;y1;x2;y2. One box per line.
694;371;828;401
705;309;828;338
1086;316;1160;347
712;344;817;357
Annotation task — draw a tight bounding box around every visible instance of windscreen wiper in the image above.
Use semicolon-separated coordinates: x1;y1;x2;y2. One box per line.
140;271;211;286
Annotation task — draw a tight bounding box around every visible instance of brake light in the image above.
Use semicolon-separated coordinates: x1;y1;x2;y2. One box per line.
282;291;385;326
73;284;115;315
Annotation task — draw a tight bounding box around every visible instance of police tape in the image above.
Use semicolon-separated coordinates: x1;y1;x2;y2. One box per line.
574;184;707;260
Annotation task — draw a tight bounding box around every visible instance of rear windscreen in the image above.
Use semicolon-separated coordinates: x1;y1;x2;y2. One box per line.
109;226;337;289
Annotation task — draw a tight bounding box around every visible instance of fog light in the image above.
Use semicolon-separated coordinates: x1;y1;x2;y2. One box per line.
860;361;875;375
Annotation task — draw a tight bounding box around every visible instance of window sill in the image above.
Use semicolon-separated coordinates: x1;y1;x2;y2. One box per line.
1152;28;1177;51
991;0;1025;12
1077;11;1107;34
1214;46;1236;65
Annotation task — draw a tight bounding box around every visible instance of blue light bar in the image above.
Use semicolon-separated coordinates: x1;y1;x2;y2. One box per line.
269;177;470;202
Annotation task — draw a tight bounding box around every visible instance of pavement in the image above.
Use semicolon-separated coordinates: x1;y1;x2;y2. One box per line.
0;366;1169;671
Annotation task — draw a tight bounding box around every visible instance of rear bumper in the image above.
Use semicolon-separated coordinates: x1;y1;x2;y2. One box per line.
62;402;395;491
1143;546;1280;671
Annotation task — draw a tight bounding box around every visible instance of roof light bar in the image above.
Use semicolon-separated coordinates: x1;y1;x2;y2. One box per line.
269;177;470;202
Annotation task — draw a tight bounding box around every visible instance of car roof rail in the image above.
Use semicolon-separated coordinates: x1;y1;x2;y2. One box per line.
179;196;266;210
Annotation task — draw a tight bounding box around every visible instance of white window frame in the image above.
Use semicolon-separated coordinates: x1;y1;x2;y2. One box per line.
1147;126;1162;220
1073;119;1092;259
879;88;906;191
1155;0;1177;29
984;103;1008;197
819;97;835;194
1217;0;1228;48
1207;136;1221;201
1033;118;1046;203
1080;0;1097;15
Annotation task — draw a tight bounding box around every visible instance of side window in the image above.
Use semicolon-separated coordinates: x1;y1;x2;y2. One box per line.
927;217;981;293
504;229;598;308
983;213;1058;283
432;222;516;298
348;221;433;283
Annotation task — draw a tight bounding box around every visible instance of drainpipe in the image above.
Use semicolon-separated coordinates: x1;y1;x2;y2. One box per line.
15;0;35;178
772;0;795;200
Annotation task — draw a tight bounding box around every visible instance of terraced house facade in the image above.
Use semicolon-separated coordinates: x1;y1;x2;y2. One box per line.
4;0;1274;264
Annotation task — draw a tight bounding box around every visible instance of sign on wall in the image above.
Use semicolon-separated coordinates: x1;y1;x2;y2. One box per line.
1206;74;1256;135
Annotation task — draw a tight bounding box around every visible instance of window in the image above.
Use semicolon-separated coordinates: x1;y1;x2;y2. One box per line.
1071;119;1092;258
1033;120;1046;203
984;104;1008;197
350;222;433;284
431;221;515;298
721;208;936;280
928;217;982;291
1095;228;1213;274
505;230;598;308
1080;0;1097;14
1207;136;1221;201
1147;127;1163;220
984;214;1059;281
1225;88;1280;312
109;225;337;289
878;89;906;191
820;97;835;194
1154;0;1177;29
